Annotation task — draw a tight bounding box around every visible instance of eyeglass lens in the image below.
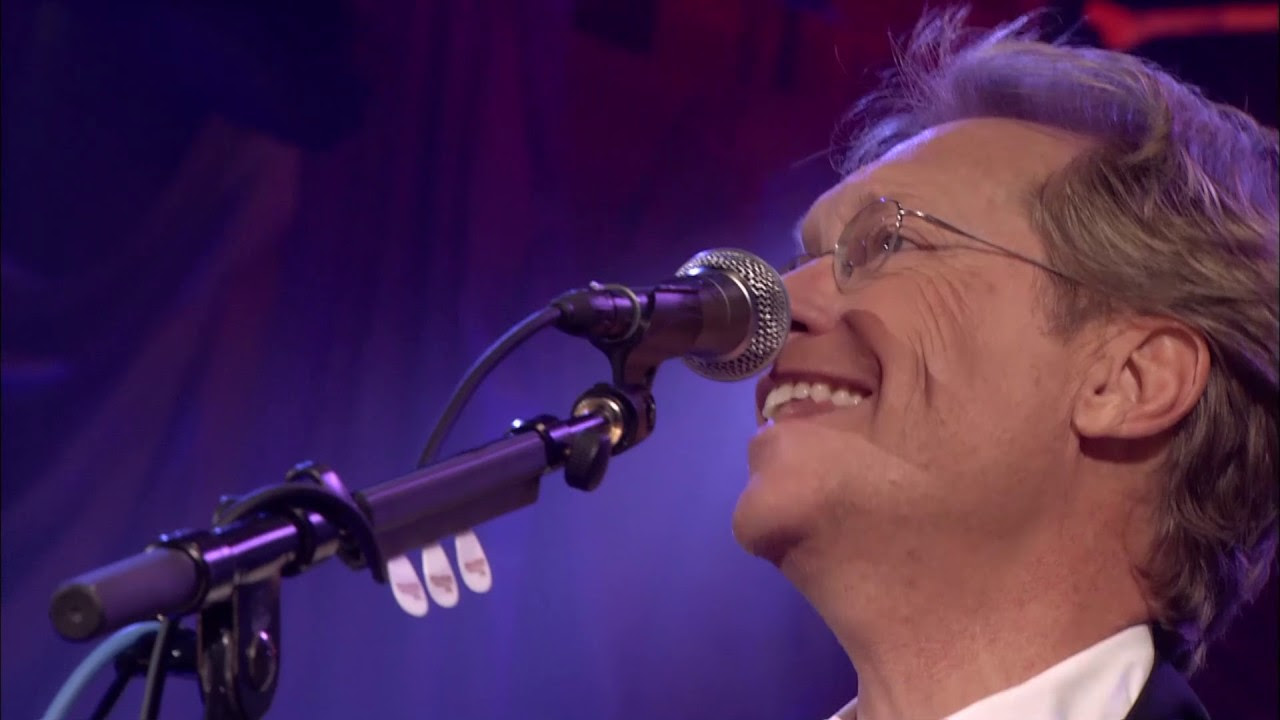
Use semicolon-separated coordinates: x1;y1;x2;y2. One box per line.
834;198;900;288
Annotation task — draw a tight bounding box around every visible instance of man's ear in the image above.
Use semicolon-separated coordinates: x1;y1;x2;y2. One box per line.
1073;319;1210;440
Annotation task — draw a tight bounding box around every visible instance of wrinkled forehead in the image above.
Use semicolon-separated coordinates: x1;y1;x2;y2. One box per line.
797;118;1094;254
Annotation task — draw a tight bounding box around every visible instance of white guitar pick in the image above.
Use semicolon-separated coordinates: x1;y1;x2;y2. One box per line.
386;554;428;617
453;530;492;594
421;543;460;608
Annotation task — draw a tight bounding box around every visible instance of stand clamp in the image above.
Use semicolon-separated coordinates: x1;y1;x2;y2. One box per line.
143;465;378;720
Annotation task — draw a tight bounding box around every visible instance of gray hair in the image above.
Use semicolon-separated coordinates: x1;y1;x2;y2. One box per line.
834;7;1278;671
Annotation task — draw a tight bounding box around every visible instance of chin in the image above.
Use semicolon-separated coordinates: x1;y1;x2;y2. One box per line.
731;476;809;566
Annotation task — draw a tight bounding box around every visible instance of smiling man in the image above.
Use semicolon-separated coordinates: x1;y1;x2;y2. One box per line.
734;9;1278;720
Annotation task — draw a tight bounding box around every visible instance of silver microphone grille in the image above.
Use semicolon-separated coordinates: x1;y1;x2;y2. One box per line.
675;248;791;382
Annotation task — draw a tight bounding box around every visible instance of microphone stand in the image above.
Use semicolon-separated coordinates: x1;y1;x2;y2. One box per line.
48;381;655;720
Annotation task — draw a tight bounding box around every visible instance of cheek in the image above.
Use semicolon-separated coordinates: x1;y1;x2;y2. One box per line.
870;271;1064;469
853;270;990;433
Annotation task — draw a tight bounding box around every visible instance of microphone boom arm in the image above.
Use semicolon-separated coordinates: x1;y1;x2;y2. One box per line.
45;247;784;719
47;385;650;719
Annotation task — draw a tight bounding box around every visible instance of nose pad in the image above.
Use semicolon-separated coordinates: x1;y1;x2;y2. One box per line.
783;256;841;335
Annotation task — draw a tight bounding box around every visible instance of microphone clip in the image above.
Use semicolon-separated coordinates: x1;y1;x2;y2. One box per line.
554;281;694;392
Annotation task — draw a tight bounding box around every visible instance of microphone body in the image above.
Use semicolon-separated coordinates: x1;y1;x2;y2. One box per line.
552;248;790;382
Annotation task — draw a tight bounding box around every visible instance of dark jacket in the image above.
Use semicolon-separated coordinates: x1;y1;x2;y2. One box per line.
1122;661;1210;720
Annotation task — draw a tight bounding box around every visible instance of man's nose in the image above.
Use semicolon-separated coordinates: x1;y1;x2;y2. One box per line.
783;257;843;336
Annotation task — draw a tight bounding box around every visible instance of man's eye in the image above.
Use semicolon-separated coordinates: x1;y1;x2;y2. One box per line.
895;232;933;251
866;228;899;254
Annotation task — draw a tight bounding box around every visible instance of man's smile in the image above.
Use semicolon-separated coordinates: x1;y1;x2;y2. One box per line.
755;367;879;426
760;380;869;423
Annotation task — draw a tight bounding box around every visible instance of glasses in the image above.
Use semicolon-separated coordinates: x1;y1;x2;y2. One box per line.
786;197;1081;290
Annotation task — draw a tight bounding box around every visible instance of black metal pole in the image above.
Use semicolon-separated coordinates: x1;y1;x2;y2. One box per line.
48;410;615;644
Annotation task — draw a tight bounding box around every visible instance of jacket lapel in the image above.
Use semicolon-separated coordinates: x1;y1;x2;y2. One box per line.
1122;660;1210;720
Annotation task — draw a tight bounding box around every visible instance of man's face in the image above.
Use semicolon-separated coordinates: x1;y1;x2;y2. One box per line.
735;118;1097;578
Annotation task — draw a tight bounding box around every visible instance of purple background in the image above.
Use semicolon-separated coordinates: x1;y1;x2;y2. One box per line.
3;1;1275;718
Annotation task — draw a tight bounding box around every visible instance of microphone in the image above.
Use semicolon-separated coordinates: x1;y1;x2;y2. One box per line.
552;248;790;381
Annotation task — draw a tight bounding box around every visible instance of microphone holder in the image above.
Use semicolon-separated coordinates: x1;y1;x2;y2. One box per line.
48;381;656;720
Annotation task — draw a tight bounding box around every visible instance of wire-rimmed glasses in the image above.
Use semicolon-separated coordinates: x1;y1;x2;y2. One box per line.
786;197;1081;289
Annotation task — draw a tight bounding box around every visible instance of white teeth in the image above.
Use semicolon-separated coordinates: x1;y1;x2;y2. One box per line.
777;384;794;403
762;380;867;420
832;388;863;407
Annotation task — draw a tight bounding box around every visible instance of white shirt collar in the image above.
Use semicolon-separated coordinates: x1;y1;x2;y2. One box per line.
829;624;1155;720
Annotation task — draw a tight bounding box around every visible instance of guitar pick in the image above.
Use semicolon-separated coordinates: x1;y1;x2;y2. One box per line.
421;543;460;608
454;530;493;594
386;554;429;617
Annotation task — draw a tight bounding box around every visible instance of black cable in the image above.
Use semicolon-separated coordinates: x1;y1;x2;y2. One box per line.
89;669;133;720
210;482;387;582
138;618;177;720
416;306;562;466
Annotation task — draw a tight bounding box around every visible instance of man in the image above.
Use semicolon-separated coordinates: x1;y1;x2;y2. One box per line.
734;8;1277;720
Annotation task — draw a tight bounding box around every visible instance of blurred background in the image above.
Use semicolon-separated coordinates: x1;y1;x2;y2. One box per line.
2;0;1276;718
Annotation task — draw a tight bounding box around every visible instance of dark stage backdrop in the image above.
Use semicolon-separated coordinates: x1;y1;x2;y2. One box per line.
3;1;1275;719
